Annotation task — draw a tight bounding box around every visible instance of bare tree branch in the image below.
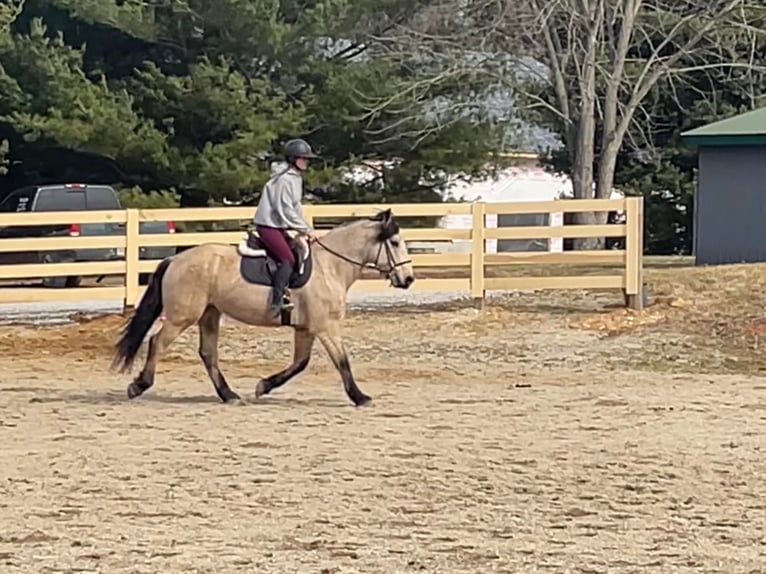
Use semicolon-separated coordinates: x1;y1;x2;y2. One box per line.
343;0;766;240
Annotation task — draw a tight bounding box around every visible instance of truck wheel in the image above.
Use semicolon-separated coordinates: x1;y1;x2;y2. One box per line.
41;254;69;288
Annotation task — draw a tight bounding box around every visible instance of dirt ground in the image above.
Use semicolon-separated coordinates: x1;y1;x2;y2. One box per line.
1;262;766;573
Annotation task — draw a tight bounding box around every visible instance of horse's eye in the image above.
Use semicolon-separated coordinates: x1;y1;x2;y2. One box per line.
390;240;399;247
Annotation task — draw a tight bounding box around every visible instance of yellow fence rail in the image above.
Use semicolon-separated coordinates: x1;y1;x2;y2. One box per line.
0;197;644;310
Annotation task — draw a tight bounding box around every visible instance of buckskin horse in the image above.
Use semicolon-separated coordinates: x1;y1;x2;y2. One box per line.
110;209;415;406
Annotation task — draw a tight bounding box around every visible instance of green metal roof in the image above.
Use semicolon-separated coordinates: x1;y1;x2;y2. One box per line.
681;107;766;146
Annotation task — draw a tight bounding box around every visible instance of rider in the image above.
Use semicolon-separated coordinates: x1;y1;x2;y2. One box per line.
254;138;319;317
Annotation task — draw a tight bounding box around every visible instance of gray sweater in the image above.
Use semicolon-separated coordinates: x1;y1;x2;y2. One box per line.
253;162;313;232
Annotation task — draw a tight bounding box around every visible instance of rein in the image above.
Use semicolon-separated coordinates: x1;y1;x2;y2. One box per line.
312;236;412;280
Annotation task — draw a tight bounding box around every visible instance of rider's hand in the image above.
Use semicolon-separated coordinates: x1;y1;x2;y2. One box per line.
306;230;318;243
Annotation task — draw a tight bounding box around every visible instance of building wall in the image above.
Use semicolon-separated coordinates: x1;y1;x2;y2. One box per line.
696;145;766;265
497;212;550;252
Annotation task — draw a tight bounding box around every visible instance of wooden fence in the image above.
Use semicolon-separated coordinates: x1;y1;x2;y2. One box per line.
0;197;644;310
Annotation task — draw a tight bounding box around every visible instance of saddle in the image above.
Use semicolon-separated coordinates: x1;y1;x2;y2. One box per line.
237;229;313;289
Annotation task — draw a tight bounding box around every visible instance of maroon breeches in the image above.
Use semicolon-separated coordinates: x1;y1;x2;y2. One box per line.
255;225;296;266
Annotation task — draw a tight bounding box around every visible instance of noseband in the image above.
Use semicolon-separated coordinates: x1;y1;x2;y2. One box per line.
313;237;412;283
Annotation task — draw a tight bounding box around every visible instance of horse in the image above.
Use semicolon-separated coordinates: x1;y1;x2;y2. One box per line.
110;208;415;407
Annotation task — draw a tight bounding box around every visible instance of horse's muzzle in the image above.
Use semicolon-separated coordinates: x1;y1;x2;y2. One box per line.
394;274;414;289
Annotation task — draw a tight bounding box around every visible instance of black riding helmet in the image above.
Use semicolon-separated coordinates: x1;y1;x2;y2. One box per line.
284;138;320;163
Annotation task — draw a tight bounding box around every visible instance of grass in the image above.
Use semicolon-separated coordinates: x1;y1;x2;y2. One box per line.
388;255;766;376
355;254;766;376
0;257;766;376
414;254;694;279
558;258;766;375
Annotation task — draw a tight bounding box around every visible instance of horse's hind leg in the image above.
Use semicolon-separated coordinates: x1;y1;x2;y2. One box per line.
127;319;188;399
198;306;241;404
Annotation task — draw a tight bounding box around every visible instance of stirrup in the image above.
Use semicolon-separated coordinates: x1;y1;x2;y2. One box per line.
278;300;294;326
270;292;293;314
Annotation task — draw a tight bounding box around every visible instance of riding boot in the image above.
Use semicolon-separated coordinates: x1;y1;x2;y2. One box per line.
269;262;293;317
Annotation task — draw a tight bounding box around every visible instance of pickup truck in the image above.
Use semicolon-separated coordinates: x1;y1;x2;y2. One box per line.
0;183;176;287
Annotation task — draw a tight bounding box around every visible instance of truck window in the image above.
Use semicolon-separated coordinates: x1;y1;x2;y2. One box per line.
0;189;33;213
34;188;87;211
85;186;121;210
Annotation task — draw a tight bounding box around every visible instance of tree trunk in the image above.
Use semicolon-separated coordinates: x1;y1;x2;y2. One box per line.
571;98;604;250
569;0;604;250
572;211;607;250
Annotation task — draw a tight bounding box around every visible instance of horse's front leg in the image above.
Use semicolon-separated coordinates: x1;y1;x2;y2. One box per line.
316;322;371;407
255;328;315;397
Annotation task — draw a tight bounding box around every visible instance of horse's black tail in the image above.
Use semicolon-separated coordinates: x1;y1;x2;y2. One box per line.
111;257;173;373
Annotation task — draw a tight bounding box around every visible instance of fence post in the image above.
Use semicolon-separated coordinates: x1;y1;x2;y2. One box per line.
124;208;140;312
625;196;644;310
470;201;486;309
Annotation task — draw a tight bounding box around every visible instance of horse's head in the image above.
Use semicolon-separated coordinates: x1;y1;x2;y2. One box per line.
368;208;415;289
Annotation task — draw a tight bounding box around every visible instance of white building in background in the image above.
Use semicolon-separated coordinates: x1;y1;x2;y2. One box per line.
436;155;624;254
438;160;568;254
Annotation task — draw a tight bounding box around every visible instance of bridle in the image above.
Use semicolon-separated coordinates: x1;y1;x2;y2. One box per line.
312;236;412;284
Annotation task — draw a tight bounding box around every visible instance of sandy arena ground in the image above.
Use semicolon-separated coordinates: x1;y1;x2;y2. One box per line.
1;287;765;573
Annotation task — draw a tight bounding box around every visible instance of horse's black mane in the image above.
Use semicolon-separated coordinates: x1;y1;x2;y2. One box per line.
331;209;400;242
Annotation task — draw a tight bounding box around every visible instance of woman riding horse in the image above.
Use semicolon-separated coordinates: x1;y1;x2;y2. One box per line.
253;138;319;316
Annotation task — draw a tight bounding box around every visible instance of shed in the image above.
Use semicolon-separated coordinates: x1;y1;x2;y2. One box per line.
681;107;766;265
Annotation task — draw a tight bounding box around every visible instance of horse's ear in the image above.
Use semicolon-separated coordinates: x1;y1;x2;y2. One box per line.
370;208;391;222
377;208;399;240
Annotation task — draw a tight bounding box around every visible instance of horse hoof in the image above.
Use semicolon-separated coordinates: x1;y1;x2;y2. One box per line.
354;394;372;407
126;382;144;399
254;380;269;398
224;397;246;406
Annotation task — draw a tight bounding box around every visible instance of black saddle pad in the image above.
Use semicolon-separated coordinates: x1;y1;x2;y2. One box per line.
239;251;313;289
